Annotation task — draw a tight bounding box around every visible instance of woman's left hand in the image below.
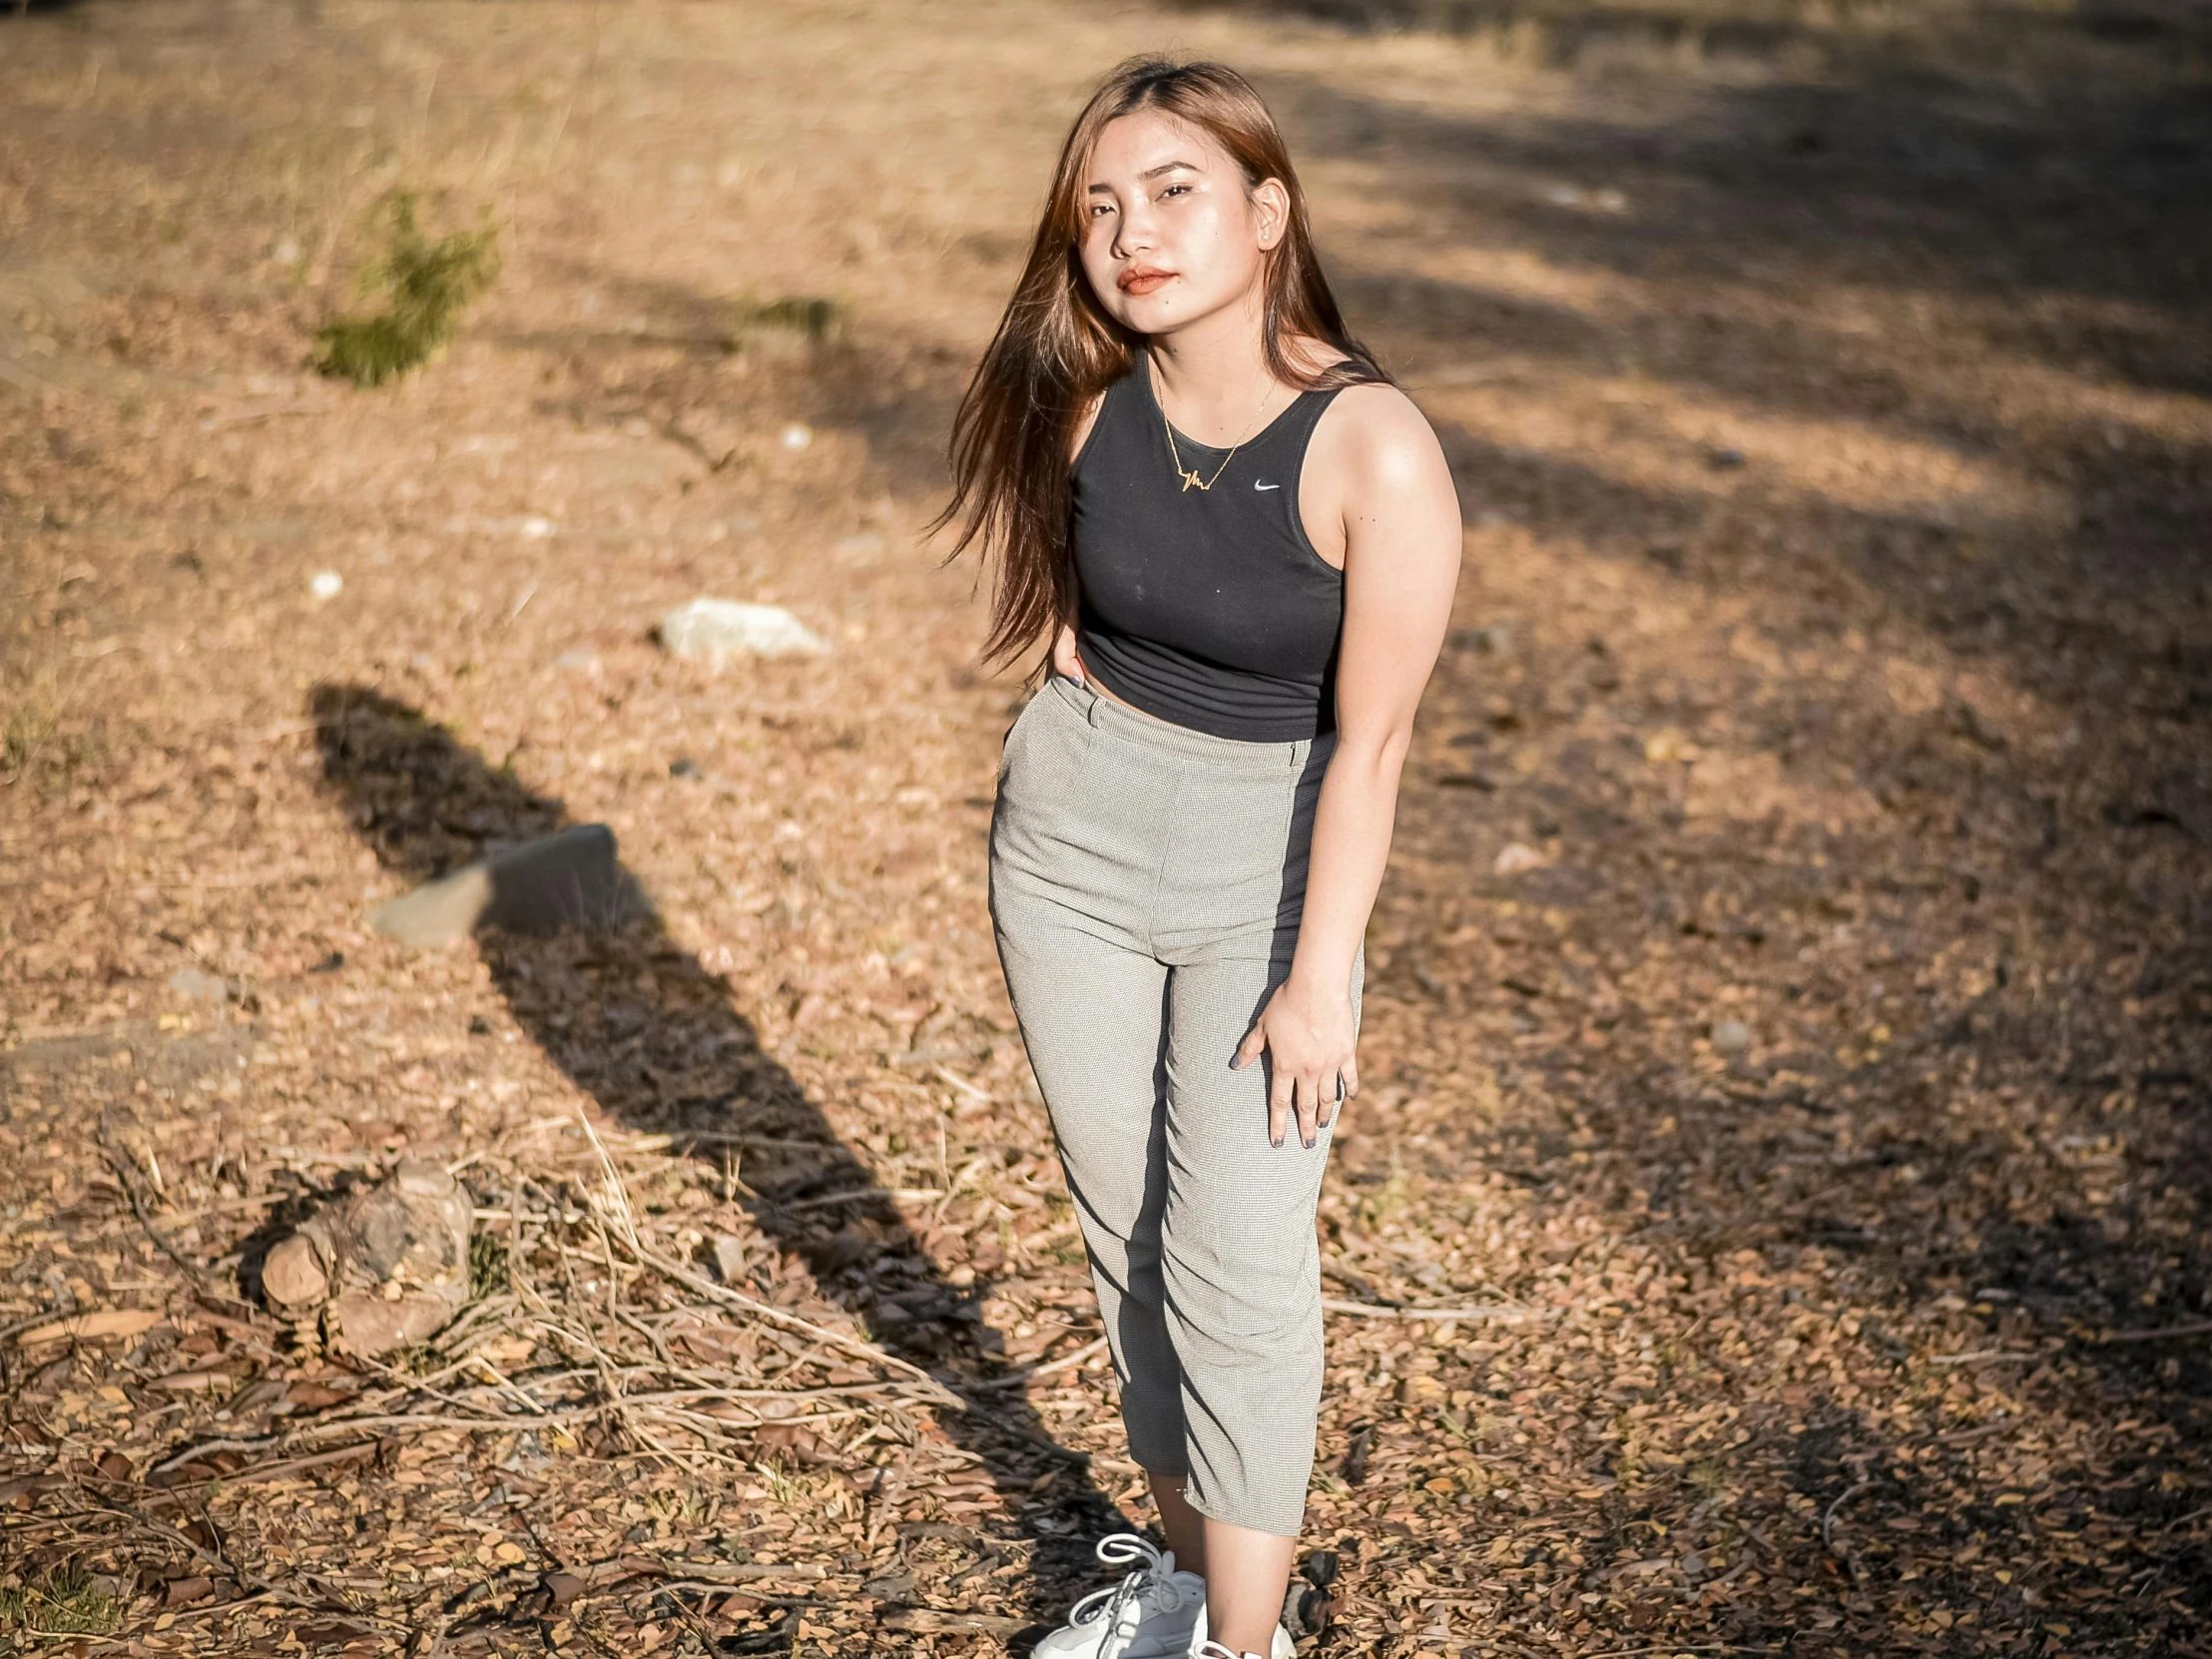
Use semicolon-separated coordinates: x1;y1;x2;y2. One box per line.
1234;974;1359;1149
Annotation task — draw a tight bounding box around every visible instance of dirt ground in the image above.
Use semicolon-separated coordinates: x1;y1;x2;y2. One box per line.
3;1;2210;1655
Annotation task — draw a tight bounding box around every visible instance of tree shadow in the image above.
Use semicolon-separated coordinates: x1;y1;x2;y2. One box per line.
305;681;1124;1632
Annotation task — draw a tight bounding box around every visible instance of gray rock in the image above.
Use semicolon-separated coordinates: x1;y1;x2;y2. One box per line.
368;824;645;948
1711;1017;1752;1053
658;597;829;663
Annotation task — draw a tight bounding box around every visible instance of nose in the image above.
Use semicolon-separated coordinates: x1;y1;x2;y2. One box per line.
1111;197;1157;262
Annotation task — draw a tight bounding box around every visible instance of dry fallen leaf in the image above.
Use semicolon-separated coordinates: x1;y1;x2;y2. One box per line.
15;1308;166;1346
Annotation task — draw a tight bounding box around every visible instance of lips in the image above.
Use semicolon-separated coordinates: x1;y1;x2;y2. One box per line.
1117;267;1174;295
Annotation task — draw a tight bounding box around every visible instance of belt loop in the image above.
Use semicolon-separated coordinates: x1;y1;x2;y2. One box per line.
1085;684;1104;728
1290;736;1309;770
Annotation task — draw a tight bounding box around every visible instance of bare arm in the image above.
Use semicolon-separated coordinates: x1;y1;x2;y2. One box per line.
1234;385;1462;1147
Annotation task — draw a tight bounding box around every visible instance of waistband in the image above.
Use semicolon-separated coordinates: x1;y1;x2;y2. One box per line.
1046;673;1333;774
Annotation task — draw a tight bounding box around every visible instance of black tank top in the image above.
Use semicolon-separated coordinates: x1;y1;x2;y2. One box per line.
1070;350;1354;743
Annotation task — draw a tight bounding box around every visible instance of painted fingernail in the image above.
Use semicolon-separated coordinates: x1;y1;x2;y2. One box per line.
1303;1137;1316;1149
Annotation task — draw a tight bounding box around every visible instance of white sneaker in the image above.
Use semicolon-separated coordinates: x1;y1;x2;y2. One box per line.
1033;1533;1206;1659
1188;1604;1296;1658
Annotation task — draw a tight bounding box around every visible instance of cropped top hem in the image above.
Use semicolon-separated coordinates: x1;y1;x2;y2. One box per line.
1076;627;1337;745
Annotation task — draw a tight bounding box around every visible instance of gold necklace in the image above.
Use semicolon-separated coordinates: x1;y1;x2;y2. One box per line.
1154;358;1280;493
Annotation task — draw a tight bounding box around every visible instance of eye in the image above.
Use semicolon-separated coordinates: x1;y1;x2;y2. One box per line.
1160;184;1192;200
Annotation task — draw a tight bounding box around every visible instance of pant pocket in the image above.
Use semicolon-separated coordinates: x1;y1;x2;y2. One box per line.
996;687;1050;783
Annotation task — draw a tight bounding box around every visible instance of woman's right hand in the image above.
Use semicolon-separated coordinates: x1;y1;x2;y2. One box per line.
1052;623;1086;684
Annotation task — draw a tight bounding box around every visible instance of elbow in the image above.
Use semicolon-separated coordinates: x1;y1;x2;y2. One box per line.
1329;723;1414;788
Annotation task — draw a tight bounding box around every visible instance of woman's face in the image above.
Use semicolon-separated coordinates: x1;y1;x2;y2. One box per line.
1077;110;1287;337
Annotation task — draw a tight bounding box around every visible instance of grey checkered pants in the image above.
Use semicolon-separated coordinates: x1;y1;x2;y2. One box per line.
988;673;1361;1538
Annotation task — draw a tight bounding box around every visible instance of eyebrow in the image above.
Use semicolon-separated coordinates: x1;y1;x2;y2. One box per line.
1087;160;1201;194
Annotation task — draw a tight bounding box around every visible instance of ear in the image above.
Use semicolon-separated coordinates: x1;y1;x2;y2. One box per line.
1252;177;1291;252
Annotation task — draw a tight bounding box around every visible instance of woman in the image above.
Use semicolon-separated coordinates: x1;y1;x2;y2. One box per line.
937;57;1461;1659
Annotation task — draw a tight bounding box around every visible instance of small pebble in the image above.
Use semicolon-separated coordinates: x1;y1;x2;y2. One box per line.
1712;1017;1752;1053
1494;841;1545;876
781;423;814;451
1709;447;1748;470
669;757;702;779
166;966;228;1003
309;570;343;599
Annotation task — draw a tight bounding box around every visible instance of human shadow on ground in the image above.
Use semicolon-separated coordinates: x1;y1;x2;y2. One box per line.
306;682;1124;1633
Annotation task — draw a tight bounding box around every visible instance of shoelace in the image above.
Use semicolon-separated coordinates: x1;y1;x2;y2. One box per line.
1065;1532;1200;1636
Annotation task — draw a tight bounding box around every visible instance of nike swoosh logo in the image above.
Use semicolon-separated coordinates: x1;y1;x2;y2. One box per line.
1253;481;1281;491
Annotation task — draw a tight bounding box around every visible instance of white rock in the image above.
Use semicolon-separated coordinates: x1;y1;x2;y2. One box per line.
309;571;343;600
1712;1017;1752;1054
658;598;829;663
780;423;814;451
1493;841;1546;876
167;966;228;1003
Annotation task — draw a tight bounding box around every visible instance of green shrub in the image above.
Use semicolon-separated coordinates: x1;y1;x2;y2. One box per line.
314;192;500;387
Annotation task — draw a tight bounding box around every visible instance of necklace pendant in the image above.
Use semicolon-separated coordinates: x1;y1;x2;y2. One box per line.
1180;468;1206;492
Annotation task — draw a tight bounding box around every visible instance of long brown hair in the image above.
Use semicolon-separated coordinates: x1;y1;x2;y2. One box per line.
934;56;1386;671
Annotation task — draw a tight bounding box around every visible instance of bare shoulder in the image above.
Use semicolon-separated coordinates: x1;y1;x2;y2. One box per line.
1309;380;1454;513
1326;381;1444;470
